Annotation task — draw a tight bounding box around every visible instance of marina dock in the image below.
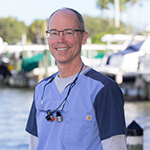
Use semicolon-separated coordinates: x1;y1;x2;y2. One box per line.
0;34;150;99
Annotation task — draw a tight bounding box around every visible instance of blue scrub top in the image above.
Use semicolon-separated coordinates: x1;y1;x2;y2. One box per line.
26;68;126;150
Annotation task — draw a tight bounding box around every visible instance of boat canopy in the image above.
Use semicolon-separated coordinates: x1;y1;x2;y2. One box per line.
22;53;44;72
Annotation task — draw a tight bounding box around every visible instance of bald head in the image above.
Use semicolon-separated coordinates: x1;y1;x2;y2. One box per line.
47;8;85;31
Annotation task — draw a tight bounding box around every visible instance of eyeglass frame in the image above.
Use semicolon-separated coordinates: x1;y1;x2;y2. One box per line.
45;28;85;38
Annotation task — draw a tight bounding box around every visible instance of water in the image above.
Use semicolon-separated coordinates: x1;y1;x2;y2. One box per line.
0;87;150;150
0;86;33;150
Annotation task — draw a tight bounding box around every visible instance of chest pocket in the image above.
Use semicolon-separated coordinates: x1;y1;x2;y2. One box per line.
62;111;97;148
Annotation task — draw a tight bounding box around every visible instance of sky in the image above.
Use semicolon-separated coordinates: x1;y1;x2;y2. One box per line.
0;0;150;30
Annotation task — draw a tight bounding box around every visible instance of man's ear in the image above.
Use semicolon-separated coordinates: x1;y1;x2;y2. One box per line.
82;32;88;45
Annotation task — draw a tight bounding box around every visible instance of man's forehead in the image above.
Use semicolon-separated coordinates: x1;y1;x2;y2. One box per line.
50;9;76;20
49;9;78;29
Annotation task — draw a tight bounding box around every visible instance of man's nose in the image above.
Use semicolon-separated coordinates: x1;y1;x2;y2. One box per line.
57;32;65;42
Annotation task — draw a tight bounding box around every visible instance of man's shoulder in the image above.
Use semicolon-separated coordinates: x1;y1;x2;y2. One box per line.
35;74;55;89
84;68;115;85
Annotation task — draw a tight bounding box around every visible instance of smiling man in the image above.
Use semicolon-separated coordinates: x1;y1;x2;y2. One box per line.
26;8;127;150
47;8;88;77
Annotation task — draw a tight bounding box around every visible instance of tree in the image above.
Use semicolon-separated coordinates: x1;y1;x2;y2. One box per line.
0;17;27;44
96;0;140;27
83;15;128;36
28;20;47;44
83;15;111;37
97;0;139;11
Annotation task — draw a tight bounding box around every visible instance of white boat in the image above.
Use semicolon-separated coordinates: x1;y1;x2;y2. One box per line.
94;35;150;84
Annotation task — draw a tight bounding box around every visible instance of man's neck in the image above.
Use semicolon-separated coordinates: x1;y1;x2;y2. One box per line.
57;61;85;78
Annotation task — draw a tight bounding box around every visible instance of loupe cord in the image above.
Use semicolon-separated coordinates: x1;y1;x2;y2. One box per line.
47;63;84;114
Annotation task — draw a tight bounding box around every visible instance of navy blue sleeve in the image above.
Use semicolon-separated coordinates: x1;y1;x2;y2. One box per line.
26;99;38;137
94;81;126;141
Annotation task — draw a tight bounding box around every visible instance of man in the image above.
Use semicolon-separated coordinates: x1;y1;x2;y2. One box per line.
26;8;127;150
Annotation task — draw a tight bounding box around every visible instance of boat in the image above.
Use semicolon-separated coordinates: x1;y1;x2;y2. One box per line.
94;34;150;85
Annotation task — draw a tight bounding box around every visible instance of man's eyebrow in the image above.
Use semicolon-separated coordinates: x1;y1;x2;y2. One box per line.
48;29;57;31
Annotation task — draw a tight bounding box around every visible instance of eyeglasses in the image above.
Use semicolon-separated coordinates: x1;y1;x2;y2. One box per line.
46;29;85;39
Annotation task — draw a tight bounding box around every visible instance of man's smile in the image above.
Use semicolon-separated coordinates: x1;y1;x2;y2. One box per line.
56;47;69;51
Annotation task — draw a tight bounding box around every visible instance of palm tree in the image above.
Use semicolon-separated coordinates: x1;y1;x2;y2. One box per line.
96;0;140;27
